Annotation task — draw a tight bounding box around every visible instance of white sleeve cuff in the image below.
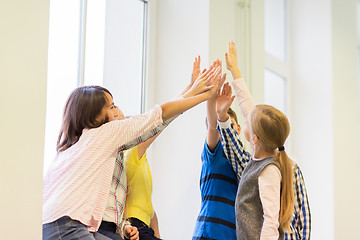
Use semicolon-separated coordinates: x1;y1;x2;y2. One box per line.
217;117;232;129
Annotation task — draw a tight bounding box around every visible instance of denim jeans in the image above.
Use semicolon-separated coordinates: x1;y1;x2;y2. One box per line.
43;216;114;240
98;221;124;240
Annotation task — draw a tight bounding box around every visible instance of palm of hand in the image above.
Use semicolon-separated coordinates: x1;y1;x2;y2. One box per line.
191;56;201;85
216;82;233;114
189;74;212;96
216;94;231;114
226;41;238;70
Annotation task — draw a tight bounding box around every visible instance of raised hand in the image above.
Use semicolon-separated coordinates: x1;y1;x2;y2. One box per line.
191;56;201;84
207;71;226;100
184;66;221;97
216;82;235;122
207;59;225;98
225;41;242;79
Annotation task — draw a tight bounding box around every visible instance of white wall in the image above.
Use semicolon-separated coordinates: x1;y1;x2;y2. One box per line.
290;0;334;239
332;0;360;238
290;0;360;239
0;1;49;239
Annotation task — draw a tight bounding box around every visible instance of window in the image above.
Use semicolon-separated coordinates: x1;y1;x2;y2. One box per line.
44;0;148;173
102;0;147;116
264;69;286;112
264;0;289;114
44;0;81;173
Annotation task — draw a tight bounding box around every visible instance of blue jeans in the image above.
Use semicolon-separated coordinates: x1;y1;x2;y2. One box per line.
43;216;116;240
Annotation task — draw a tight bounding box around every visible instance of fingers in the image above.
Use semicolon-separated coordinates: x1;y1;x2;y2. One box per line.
219;73;226;87
207;67;222;86
128;227;139;240
191;55;201;83
221;82;229;96
203;66;221;83
226;95;236;108
226;82;232;96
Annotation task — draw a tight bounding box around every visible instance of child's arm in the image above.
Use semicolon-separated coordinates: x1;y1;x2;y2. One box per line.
216;83;250;179
258;165;282;239
149;211;161;238
225;41;255;117
291;165;311;239
206;59;226;151
218;119;250;180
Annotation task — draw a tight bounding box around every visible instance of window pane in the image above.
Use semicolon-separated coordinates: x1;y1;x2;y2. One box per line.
44;0;81;173
265;0;286;61
357;3;360;43
83;0;106;86
264;69;286;113
103;0;145;116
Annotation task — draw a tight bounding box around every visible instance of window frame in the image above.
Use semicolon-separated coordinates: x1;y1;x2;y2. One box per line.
264;0;291;114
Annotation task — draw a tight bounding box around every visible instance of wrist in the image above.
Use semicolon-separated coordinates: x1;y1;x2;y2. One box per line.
181;86;192;98
217;112;229;122
182;91;191;98
230;68;242;79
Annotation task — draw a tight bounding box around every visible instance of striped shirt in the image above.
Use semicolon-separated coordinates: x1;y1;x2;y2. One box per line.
218;120;311;239
43;105;163;232
192;140;238;240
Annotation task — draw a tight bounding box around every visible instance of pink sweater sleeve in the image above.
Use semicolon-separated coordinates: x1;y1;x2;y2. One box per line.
88;104;163;150
231;78;256;118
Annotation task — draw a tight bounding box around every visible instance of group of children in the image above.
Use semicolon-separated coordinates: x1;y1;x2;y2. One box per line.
42;41;311;240
193;41;311;240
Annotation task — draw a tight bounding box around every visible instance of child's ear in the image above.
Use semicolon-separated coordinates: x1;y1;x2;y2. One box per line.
252;135;259;145
237;124;241;134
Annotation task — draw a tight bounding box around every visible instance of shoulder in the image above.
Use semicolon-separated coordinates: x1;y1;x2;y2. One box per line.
202;140;222;159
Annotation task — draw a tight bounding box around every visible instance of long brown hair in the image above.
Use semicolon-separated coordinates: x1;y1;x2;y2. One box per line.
249;104;294;231
56;86;112;152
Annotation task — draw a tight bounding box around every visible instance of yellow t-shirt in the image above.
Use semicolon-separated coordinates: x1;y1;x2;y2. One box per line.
124;146;154;226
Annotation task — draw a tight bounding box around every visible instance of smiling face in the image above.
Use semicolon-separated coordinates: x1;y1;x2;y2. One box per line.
95;92;125;124
109;105;125;121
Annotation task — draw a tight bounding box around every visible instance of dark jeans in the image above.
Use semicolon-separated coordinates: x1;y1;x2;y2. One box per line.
128;218;162;240
98;221;124;240
43;216;114;240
